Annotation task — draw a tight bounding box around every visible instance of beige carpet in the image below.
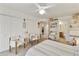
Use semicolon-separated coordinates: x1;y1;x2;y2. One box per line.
0;39;46;56
0;44;31;56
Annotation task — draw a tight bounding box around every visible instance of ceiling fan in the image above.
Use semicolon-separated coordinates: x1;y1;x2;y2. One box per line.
35;3;56;15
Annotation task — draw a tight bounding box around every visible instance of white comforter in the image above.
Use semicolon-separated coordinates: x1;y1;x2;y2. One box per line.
25;40;78;56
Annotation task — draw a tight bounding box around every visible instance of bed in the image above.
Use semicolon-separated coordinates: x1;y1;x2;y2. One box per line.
25;40;79;56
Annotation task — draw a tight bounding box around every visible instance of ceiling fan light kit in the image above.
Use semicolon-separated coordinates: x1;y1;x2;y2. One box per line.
35;3;55;15
39;9;45;15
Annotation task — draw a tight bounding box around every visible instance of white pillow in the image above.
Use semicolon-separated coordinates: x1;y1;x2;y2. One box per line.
74;46;79;56
49;35;55;40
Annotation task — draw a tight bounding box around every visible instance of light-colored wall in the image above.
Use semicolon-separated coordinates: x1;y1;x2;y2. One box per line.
58;16;79;43
0;14;23;52
0;8;48;52
58;16;72;33
58;16;72;41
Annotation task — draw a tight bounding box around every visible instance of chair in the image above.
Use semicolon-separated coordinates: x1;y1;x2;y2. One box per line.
9;35;24;54
30;34;39;45
23;32;30;48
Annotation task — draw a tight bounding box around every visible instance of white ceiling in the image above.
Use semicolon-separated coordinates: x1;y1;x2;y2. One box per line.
0;3;79;18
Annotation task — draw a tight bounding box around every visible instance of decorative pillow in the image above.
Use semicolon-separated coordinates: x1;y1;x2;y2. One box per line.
49;35;56;40
74;46;79;56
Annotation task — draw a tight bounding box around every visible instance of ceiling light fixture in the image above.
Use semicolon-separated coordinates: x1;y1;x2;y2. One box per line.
39;9;45;15
59;21;63;25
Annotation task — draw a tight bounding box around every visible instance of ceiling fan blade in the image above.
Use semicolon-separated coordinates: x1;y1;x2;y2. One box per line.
35;3;41;9
42;4;56;10
43;6;52;9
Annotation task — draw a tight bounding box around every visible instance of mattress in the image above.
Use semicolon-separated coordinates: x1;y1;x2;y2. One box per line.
25;40;78;56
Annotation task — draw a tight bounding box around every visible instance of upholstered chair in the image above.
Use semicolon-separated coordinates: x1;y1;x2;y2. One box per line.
30;34;39;45
23;32;30;48
9;35;23;54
